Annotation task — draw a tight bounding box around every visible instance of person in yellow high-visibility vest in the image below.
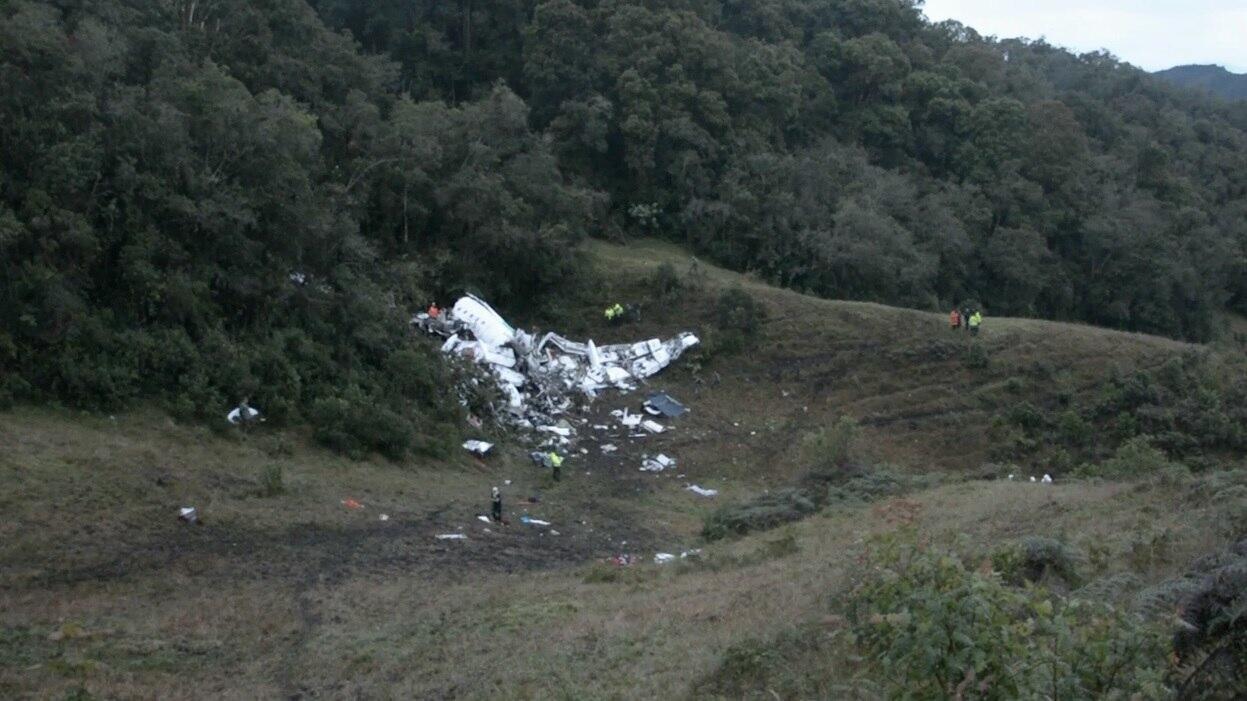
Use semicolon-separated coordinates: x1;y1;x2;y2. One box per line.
548;451;563;481
969;310;983;336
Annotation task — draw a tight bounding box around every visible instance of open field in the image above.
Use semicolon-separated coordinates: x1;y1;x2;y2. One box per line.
1;241;1239;699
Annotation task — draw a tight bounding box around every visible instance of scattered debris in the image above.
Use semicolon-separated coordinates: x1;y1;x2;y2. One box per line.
640;420;666;434
686;485;718;497
644;393;688;418
342;498;363;510
226;405;261;424
379;514;390;522
477;515;493;524
656;549;703;564
1042;474;1053;484
641;454;676;473
178;507;198;524
416;294;699;449
609;554;638;566
462;440;494;456
601;444;618;454
436;533;468;540
520;516;551;526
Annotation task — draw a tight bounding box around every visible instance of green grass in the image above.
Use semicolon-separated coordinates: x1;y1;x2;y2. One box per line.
0;239;1240;698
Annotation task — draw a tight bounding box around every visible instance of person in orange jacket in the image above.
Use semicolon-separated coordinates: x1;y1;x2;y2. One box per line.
950;308;962;330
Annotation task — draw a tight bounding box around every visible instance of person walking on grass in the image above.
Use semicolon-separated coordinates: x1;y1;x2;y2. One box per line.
491;486;502;522
969;310;983;336
548;451;563;482
950;308;962;331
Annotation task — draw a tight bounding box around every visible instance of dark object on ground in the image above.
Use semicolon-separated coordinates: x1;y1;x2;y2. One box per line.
645;393;688;418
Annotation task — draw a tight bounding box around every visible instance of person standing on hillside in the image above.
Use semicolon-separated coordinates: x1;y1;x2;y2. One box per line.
950;308;962;331
969;310;983;336
961;305;973;333
548;451;563;482
491;486;503;522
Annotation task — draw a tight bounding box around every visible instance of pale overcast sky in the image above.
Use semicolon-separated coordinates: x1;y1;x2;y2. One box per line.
921;1;1247;73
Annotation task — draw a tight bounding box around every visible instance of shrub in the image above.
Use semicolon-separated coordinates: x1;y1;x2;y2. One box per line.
992;536;1085;587
964;342;990;369
1085;436;1178;478
847;539;1172;699
714;286;765;353
258;464;285;497
702;488;819;541
800;416;860;477
646;262;685;298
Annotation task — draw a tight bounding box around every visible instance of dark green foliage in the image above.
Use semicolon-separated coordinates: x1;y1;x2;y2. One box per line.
0;1;585;456
848;539;1172;699
305;0;1247;342
259;464;285;498
713;286;765;353
701;487;818;541
992;536;1085;588
1145;538;1247;698
1155;65;1247;101
7;0;1247;449
1001;353;1247;471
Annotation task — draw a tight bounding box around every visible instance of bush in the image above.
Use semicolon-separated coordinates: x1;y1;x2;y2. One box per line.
1084;435;1178;478
646;262;685;299
702;488;819;541
258;464;285;497
714;286;765;353
799;416;860;478
992;536;1085;587
848;539;1172;699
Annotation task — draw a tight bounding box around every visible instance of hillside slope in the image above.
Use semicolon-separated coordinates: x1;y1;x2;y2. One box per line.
1155;64;1247;100
2;242;1242;698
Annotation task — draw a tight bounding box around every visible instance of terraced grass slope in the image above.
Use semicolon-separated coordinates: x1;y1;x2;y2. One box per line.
2;241;1240;699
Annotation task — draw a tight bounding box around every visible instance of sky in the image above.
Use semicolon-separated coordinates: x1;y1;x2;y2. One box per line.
920;1;1247;73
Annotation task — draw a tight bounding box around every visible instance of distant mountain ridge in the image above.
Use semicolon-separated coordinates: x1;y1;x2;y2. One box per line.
1154;64;1247;100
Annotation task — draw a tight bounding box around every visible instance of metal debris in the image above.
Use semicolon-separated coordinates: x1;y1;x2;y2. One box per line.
178;507;198;524
686;485;718;497
436;533;468;540
641;454;676;473
462;440;494;456
415;295;698;448
644;393;688;418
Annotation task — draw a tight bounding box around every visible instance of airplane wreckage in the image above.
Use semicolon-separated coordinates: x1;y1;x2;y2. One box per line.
414;295;699;464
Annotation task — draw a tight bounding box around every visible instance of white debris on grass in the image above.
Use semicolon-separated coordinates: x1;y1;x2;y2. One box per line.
1042;474;1053;483
462;440;494;456
436;534;468;540
415;295;698;450
226;405;261;424
641;454;676;473
601;444;618;453
477;515;492;524
686;485;718;497
640;420;665;434
654;549;702;565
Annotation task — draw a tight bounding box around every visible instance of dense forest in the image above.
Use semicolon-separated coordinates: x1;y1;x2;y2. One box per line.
1156;64;1247;101
3;0;1247;453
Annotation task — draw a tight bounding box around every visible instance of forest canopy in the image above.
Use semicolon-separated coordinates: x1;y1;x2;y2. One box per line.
3;0;1246;453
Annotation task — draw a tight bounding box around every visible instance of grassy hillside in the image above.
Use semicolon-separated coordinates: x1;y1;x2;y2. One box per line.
2;242;1243;698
